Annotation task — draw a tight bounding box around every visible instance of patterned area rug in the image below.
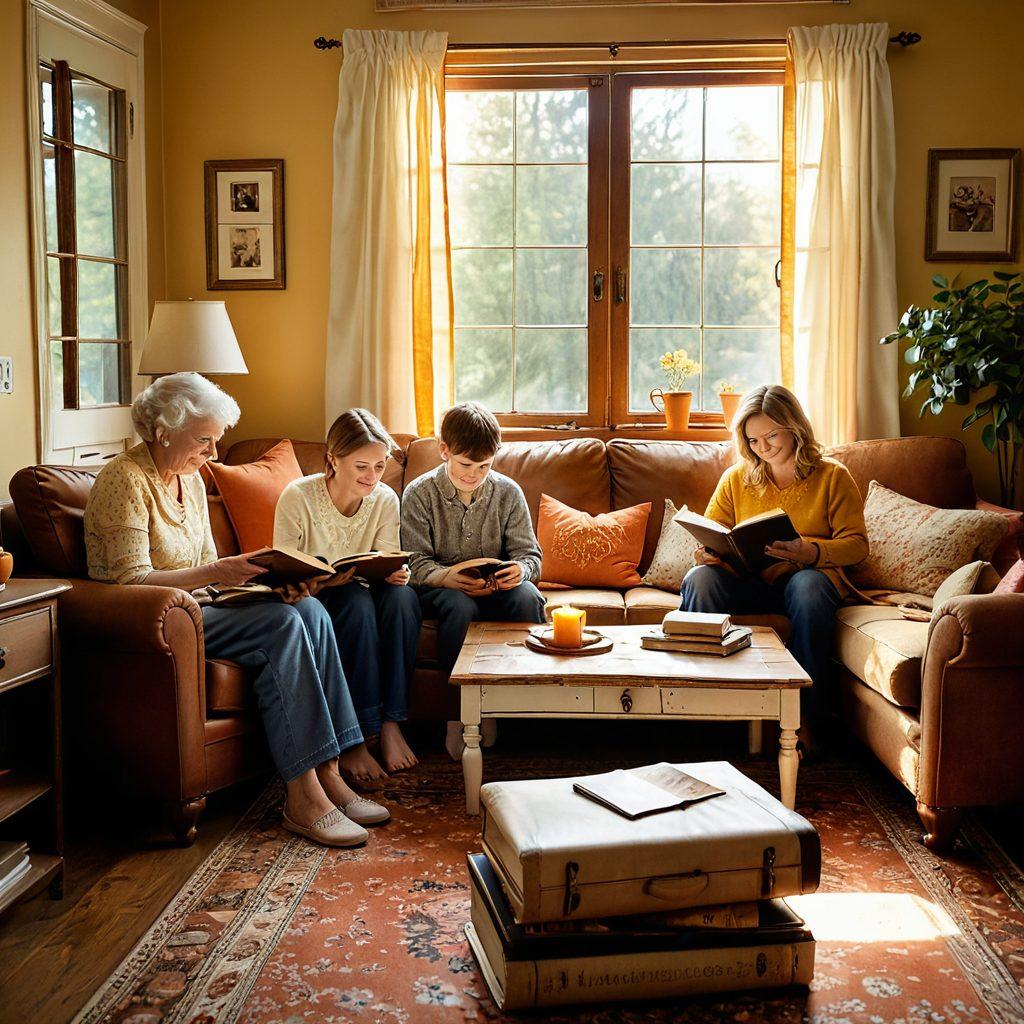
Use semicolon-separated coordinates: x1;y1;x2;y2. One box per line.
73;753;1024;1024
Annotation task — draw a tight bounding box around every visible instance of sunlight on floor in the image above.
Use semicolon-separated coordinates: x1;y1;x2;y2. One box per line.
788;892;960;943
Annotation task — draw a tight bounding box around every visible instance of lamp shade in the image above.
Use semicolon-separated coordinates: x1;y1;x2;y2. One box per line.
137;300;248;375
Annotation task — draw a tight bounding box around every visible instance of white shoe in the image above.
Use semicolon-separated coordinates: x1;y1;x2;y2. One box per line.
282;807;368;847
343;796;390;825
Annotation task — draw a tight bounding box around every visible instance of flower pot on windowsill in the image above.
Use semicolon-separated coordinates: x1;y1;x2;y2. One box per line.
719;392;741;427
649;388;693;432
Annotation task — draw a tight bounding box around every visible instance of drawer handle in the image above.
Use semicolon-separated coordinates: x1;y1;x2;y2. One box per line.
0;645;7;669
643;870;708;901
620;688;632;713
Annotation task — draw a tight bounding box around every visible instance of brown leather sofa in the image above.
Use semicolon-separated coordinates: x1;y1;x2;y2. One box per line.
3;434;1021;849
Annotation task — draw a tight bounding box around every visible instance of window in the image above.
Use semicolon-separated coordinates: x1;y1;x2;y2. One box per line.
27;0;146;464
446;71;783;427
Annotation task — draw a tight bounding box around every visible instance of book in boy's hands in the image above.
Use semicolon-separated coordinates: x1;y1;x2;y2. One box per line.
450;558;516;583
246;546;410;588
641;625;752;656
672;506;800;575
573;765;726;820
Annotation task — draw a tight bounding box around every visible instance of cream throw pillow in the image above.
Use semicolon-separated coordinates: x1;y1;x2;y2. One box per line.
641;498;699;593
849;482;1009;597
930;560;1001;620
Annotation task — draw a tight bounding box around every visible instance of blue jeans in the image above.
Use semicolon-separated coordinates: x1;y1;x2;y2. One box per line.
202;598;363;782
679;565;841;718
418;581;547;671
317;582;423;735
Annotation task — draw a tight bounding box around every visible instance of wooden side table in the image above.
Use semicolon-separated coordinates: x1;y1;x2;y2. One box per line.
0;579;71;916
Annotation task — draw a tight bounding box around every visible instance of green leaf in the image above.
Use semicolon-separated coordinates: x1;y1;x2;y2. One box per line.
932;275;948;289
993;270;1016;282
962;409;981;428
930;398;946;415
905;345;922;364
982;422;998;452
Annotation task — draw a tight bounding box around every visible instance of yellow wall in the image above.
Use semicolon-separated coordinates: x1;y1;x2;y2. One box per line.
0;0;164;501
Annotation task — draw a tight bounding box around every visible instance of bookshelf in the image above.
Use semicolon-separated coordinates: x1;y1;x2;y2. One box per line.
0;579;71;916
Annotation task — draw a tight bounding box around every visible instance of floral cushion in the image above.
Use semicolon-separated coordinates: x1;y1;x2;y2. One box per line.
848;481;1009;597
641;498;700;593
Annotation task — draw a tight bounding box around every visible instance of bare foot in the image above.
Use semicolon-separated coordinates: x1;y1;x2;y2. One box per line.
315;759;361;807
381;721;418;773
338;743;388;787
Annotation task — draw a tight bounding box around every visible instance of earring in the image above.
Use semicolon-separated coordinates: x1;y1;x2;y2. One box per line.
161;438;170;447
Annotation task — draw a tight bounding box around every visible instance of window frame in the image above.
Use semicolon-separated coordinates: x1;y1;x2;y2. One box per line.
445;65;785;430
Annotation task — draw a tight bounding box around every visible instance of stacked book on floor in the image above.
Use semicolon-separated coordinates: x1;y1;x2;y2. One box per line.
0;842;30;901
642;610;753;656
465;761;818;1010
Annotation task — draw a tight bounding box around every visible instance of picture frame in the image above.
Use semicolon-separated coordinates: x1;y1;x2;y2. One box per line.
204;158;285;289
925;148;1019;262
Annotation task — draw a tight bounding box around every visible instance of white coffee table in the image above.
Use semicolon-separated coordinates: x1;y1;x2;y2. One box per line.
450;622;810;815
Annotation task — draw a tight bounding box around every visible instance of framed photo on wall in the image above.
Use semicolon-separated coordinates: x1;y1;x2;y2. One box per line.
926;148;1019;262
204;158;285;289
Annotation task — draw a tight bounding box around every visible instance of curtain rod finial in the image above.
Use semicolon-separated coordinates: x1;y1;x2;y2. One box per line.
314;36;342;50
890;31;922;47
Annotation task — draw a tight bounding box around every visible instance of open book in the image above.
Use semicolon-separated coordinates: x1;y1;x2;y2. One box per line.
672;507;799;575
246;546;411;588
573;764;726;820
450;558;516;584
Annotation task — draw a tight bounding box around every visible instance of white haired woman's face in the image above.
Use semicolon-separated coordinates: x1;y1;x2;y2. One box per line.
155;416;226;476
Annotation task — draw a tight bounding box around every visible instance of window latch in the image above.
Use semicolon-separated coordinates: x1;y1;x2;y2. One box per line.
614;266;626;304
592;270;604;302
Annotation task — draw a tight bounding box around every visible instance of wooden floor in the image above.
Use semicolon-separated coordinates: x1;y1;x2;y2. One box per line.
1;720;1022;1024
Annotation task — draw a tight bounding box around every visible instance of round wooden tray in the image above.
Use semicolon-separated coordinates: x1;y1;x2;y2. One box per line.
523;627;613;656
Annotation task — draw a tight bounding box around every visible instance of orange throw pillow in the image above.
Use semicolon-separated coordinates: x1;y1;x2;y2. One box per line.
537;494;651;588
206;440;303;551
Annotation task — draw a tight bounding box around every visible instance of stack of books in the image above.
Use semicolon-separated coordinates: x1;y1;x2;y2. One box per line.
464;851;814;1010
641;610;753;656
0;841;30;900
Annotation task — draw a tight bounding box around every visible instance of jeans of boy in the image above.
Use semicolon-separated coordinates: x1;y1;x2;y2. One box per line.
679;565;841;718
202;598;363;782
317;582;423;735
418;581;547;671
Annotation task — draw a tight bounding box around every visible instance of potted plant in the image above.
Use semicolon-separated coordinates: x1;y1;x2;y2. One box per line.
650;349;701;431
715;380;741;426
882;272;1024;508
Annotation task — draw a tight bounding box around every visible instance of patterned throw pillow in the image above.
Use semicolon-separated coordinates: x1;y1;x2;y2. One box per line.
641;498;700;593
537;494;651;588
995;559;1024;594
848;481;1009;597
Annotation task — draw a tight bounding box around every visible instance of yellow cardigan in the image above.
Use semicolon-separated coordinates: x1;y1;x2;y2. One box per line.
704;457;869;597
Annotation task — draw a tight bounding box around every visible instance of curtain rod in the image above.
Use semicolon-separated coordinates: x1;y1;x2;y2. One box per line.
313;32;922;52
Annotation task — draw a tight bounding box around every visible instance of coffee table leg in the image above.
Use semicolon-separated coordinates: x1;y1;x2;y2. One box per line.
778;690;800;809
462;686;483;815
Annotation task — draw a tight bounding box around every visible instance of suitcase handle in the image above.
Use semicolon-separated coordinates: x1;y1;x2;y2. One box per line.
643;870;709;901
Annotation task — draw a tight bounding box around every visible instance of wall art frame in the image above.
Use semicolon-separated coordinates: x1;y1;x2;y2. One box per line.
204;158;286;289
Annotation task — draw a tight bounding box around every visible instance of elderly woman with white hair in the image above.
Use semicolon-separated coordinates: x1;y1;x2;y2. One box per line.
84;372;388;848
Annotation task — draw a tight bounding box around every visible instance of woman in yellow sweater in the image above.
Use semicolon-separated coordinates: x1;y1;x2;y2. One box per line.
680;385;868;735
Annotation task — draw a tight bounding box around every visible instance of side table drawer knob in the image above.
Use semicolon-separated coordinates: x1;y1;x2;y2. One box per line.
620;688;632;713
0;645;6;669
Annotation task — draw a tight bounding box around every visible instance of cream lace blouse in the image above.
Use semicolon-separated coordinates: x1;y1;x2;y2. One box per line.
85;442;217;585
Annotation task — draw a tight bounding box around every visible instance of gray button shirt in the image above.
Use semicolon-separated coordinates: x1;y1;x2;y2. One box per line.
400;463;543;589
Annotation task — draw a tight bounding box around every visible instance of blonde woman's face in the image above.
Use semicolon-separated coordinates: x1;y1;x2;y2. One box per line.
743;413;797;467
328;442;388;496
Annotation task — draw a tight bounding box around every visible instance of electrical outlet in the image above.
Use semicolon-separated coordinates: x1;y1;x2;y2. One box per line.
0;357;11;395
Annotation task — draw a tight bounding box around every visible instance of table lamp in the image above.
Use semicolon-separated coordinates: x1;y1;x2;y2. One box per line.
137;299;248;377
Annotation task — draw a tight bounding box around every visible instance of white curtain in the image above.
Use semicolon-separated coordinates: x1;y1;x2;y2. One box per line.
325;29;452;436
789;23;900;445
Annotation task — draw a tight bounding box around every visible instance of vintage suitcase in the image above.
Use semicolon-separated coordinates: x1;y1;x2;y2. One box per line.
480;761;820;924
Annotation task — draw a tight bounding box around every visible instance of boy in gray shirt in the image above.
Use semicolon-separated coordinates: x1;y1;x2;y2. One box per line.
401;402;546;674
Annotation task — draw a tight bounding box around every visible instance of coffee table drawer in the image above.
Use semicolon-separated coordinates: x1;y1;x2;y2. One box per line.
480;685;594;714
593;686;663;715
660;688;781;717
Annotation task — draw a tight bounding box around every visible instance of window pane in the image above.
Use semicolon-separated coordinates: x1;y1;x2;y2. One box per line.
40;65;54;137
446;92;513;163
631;88;702;162
78;259;119;338
515;90;587;163
448;167;513;246
631;164;701;246
515;328;587;413
75;151;117;258
454;328;512;412
705;86;780;161
516;165;587;246
452;249;512;326
43;146;58;252
704;248;779;326
702;329;781;404
705;163;780;245
630;249;700;326
49;340;65;410
515;249;587;326
47;257;63;336
72;77;114;154
78;342;121;406
629;328;701;412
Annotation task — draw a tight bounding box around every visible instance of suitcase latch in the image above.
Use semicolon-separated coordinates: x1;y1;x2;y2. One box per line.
563;861;581;916
620;688;633;712
762;846;776;896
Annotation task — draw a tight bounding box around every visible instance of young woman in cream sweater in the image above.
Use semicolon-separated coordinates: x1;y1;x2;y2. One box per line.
274;410;422;783
680;385;868;747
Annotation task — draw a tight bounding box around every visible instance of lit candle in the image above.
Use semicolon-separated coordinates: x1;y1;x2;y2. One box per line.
551;606;586;648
